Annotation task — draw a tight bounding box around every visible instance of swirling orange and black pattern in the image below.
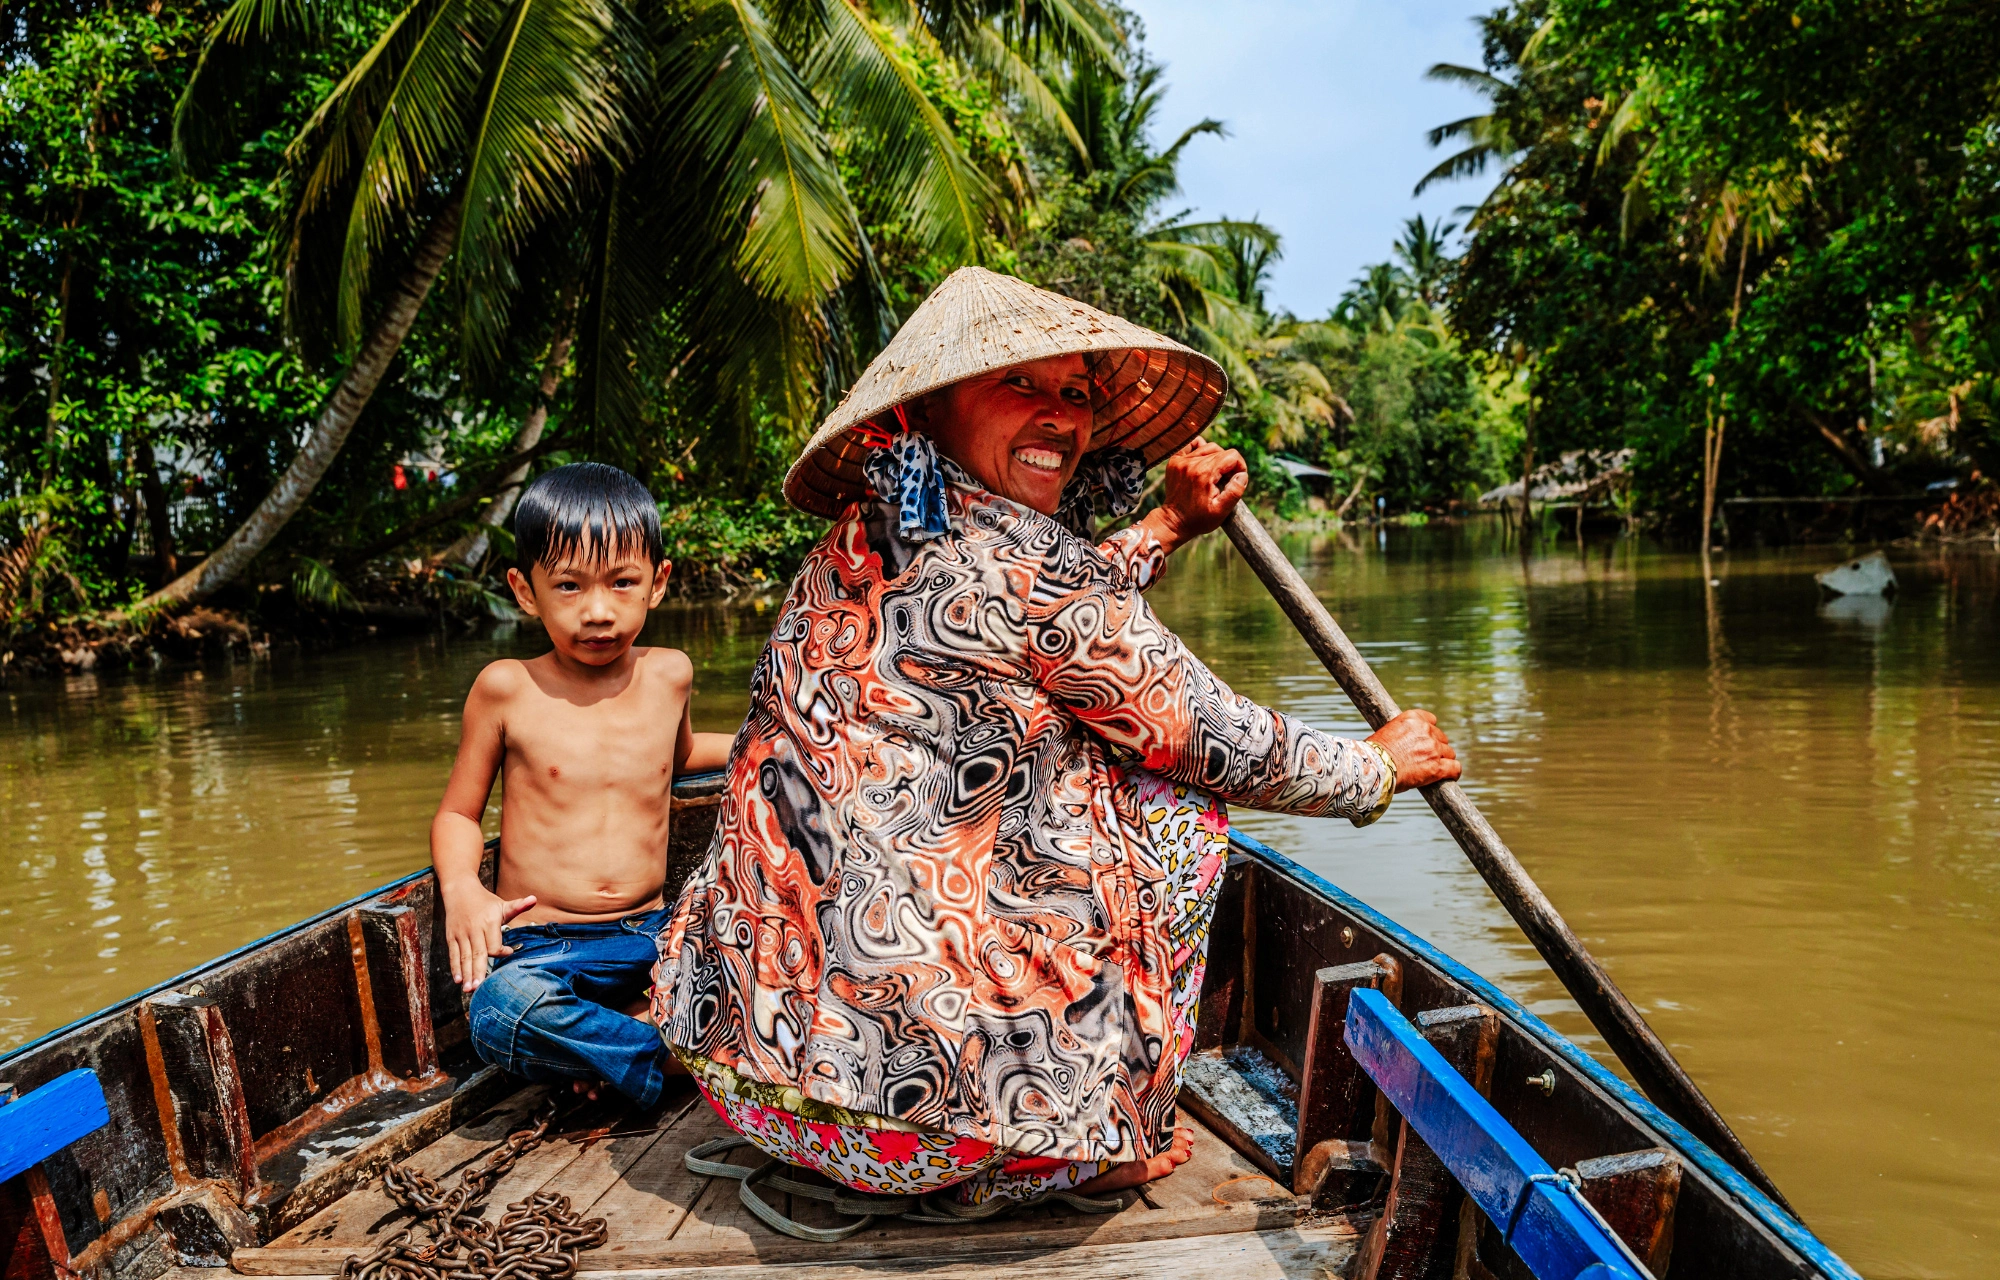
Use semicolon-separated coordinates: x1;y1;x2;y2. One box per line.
654;480;1389;1166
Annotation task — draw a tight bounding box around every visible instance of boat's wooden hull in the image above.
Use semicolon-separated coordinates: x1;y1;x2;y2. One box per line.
0;774;1852;1279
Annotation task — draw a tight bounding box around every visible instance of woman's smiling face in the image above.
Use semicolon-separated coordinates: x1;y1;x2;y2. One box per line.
926;354;1093;515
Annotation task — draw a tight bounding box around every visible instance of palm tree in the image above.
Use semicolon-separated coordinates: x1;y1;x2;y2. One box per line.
1692;168;1807;553
1148;217;1277;355
1337;262;1410;332
1243;318;1351;450
140;0;1116;610
1413;16;1564;203
1413;63;1521;196
1394;214;1456;307
1588;69;1815;546
1053;57;1222;218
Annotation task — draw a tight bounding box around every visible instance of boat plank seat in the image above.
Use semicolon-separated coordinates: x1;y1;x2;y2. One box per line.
233;1080;1366;1276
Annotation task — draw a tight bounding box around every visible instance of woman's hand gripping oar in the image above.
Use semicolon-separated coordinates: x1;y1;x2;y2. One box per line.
1218;502;1796;1217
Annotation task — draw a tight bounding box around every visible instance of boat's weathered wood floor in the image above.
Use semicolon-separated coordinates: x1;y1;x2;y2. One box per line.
227;1080;1361;1278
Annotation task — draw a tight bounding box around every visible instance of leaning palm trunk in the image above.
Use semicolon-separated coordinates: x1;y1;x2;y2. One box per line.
437;303;575;570
121;201;461;618
1334;466;1368;521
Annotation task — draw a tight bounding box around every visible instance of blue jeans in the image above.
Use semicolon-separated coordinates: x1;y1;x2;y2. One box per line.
466;906;669;1107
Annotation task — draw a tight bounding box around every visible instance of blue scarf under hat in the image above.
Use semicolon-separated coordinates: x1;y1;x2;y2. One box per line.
862;427;1145;542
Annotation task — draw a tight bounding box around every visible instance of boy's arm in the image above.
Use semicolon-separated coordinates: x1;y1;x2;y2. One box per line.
664;650;734;774
674;699;734;773
431;665;537;992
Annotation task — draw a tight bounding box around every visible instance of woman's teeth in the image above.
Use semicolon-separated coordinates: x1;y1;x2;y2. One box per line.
1013;447;1065;473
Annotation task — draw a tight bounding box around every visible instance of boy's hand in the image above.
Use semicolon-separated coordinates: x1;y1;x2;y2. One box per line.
444;885;538;992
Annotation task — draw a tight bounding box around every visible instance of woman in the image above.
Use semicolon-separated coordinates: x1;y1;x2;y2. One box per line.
653;268;1458;1218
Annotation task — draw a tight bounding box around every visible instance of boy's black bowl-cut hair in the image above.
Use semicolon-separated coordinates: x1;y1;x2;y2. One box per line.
513;462;664;576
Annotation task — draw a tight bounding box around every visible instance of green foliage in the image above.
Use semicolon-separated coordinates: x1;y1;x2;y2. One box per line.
1343;311;1511;509
0;0;1533;655
0;2;342;598
0;491;87;639
1433;0;2000;524
290;555;356;610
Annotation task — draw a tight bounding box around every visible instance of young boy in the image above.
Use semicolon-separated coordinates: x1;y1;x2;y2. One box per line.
431;462;732;1108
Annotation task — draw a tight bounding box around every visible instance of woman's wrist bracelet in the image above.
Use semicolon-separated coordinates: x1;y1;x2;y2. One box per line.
1359;740;1399;826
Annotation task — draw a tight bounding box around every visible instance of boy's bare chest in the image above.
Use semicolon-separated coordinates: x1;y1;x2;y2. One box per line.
505;696;681;789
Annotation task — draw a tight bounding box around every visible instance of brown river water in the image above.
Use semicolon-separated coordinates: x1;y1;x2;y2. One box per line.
1;521;1995;1276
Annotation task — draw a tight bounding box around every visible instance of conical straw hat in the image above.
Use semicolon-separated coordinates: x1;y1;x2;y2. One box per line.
784;266;1229;517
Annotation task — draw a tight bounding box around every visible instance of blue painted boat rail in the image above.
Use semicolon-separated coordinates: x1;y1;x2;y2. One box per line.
1227;829;1860;1280
1347;988;1649;1279
0;1069;109;1184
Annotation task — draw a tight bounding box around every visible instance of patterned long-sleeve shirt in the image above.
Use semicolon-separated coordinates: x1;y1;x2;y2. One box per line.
654;480;1391;1164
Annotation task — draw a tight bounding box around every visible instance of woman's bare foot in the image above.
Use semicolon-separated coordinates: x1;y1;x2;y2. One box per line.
1074;1125;1196;1195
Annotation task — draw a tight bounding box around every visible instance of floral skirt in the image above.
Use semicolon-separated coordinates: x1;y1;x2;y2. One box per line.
680;770;1231;1206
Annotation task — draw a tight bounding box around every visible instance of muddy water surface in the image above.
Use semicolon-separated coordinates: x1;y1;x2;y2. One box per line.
2;523;1995;1276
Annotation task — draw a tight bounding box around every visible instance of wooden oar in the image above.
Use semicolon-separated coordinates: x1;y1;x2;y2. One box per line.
1221;506;1797;1216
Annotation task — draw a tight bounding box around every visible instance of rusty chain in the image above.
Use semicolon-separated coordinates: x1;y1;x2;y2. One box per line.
340;1101;608;1280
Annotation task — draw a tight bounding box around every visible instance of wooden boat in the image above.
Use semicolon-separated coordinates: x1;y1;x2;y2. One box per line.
0;773;1857;1280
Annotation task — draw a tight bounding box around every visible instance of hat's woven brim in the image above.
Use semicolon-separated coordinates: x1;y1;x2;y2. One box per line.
784;267;1228;518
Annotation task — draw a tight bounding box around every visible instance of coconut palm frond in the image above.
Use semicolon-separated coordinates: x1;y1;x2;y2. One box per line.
1163;218;1280;253
1595;73;1659;165
1104;118;1220;216
664;0;859;306
814;1;995;264
292;556;358;609
172;0;349;172
967;26;1086;161
1414;141;1506;195
567;167;661;444
451;0;639;374
1518;16;1557;66
328;0;487;349
1424;62;1508;97
925;0;1121;72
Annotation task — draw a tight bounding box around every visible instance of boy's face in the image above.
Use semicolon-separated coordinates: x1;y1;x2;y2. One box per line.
506;542;670;666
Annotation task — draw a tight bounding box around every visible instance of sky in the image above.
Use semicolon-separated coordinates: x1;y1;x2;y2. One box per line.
1127;1;1503;318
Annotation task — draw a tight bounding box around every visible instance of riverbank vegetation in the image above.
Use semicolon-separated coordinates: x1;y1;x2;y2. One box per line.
3;0;1996;666
1434;1;2000;539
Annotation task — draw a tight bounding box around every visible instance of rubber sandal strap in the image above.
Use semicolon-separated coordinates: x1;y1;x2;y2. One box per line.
683;1136;764;1180
736;1160;878;1242
685;1134;1115;1235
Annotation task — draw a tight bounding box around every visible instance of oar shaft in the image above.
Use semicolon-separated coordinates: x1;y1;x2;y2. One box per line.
1220;506;1795;1216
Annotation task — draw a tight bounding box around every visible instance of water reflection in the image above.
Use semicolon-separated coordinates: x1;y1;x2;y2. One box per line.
1818;591;1894;630
0;523;1995;1274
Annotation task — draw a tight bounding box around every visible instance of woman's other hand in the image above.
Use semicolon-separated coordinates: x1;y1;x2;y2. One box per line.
1143;439;1249;554
1367;709;1462;791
